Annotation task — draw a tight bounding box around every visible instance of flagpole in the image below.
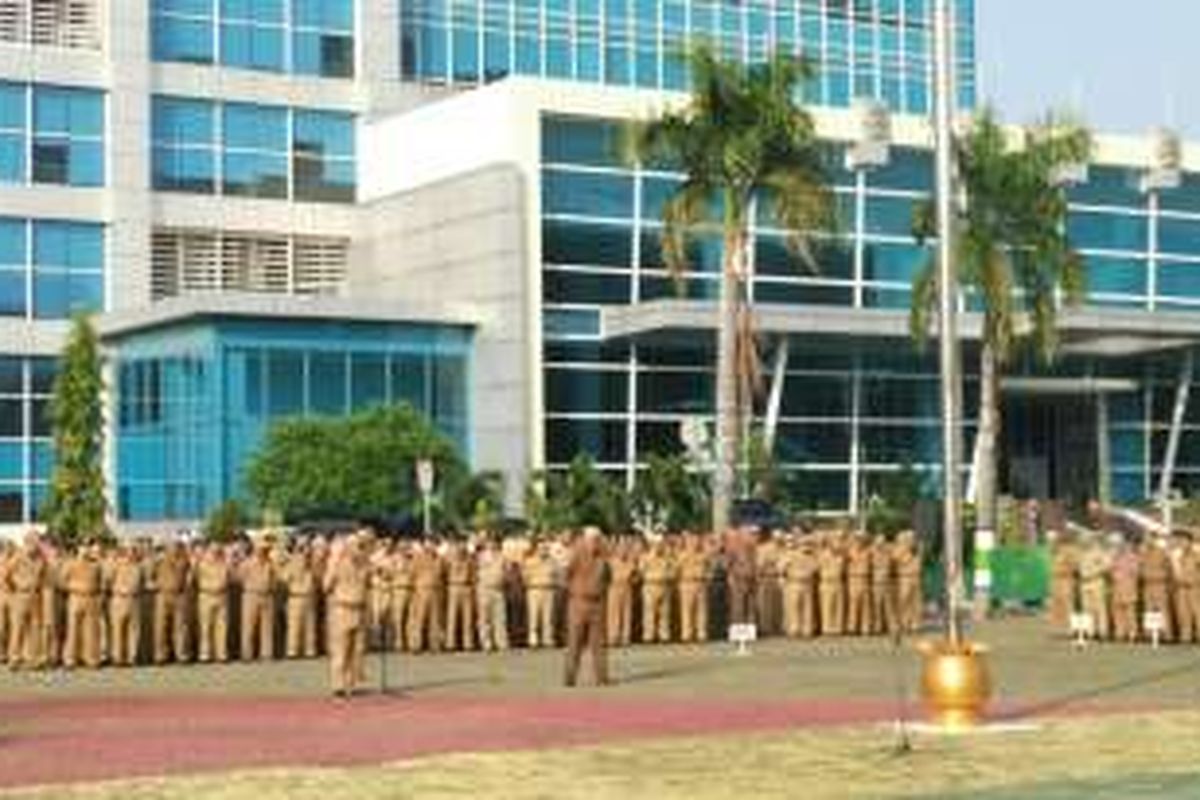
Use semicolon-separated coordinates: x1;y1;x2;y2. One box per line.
932;0;964;645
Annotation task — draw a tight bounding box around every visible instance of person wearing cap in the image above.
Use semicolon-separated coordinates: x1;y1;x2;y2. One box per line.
606;537;638;647
238;539;278;661
781;535;818;638
676;532;711;644
1079;534;1112;641
61;543;103;669
1141;536;1175;642
282;541;318;659
818;531;847;636
523;538;558;648
444;540;477;651
893;531;922;634
196;542;232;663
639;537;674;644
1173;531;1198;644
107;543;145;667
475;537;509;652
755;532;781;637
407;541;444;653
1047;533;1080;632
870;535;896;635
151;541;192;664
846;533;873;636
6;532;48;669
1110;536;1141;643
324;533;372;698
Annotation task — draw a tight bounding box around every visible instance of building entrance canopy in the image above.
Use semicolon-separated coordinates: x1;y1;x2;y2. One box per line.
601;300;1200;360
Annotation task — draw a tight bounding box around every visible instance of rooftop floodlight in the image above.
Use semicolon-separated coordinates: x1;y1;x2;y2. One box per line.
844;98;892;171
1140;127;1182;192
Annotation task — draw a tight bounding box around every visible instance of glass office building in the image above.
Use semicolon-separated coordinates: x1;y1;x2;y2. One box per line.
110;316;472;522
400;0;976;113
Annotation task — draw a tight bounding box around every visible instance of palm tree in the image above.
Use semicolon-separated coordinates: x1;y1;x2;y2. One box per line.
911;109;1090;614
631;45;835;532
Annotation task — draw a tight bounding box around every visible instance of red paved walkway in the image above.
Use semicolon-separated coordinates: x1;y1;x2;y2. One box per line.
0;694;894;788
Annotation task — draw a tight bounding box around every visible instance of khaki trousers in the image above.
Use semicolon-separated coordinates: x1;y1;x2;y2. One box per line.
476;586;508;651
329;603;366;694
678;581;707;642
241;591;274;660
564;597;607;686
198;592;228;662
64;594;102;668
109;595;141;666
445;584;476;651
154;592;191;663
641;582;670;643
606;584;632;646
820;582;844;636
286;594;317;658
406;589;441;652
526;586;555;647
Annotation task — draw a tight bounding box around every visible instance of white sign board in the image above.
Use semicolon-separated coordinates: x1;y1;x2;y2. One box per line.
728;623;757;656
416;459;435;494
1144;611;1166;649
1069;612;1095;648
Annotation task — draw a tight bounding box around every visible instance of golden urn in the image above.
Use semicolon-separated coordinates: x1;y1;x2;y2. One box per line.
917;638;992;729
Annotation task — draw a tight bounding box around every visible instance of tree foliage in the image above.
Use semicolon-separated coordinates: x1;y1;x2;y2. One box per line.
204;498;246;543
630;454;710;533
43;313;108;546
630;44;835;531
245;404;474;526
526;455;629;534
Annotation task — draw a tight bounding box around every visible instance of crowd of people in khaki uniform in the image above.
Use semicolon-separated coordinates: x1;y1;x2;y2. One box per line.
1047;528;1200;644
0;523;925;688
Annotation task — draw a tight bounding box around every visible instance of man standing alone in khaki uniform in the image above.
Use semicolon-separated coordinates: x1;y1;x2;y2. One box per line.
238;541;277;660
325;535;371;697
564;529;610;687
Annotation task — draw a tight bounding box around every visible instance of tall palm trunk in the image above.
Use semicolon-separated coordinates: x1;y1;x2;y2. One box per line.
972;337;1000;618
712;220;746;533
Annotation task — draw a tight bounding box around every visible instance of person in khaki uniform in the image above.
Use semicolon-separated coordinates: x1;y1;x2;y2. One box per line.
368;542;394;648
563;529;611;687
818;534;847;636
389;543;415;652
443;542;476;651
1110;538;1141;642
107;545;144;667
845;534;872;636
1141;538;1174;641
523;540;558;648
35;545;62;669
894;531;923;634
7;534;47;669
606;539;637;647
325;535;371;697
196;543;231;663
151;542;192;664
407;543;444;653
0;542;12;664
1173;532;1198;644
639;540;674;643
283;543;318;658
676;534;710;643
475;538;509;652
1048;536;1079;630
725;529;757;627
755;535;782;637
62;544;103;669
1079;537;1112;640
869;535;896;635
781;537;818;638
309;537;330;656
238;541;277;661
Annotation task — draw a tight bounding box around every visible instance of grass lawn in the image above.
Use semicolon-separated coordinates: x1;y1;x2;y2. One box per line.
3;711;1199;799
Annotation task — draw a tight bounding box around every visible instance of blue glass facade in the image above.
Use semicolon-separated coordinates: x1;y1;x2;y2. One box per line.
112;319;472;521
539;114;1200;509
151;97;356;203
0;83;104;187
152;0;356;78
0;219;105;320
401;0;976;114
0;357;56;524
